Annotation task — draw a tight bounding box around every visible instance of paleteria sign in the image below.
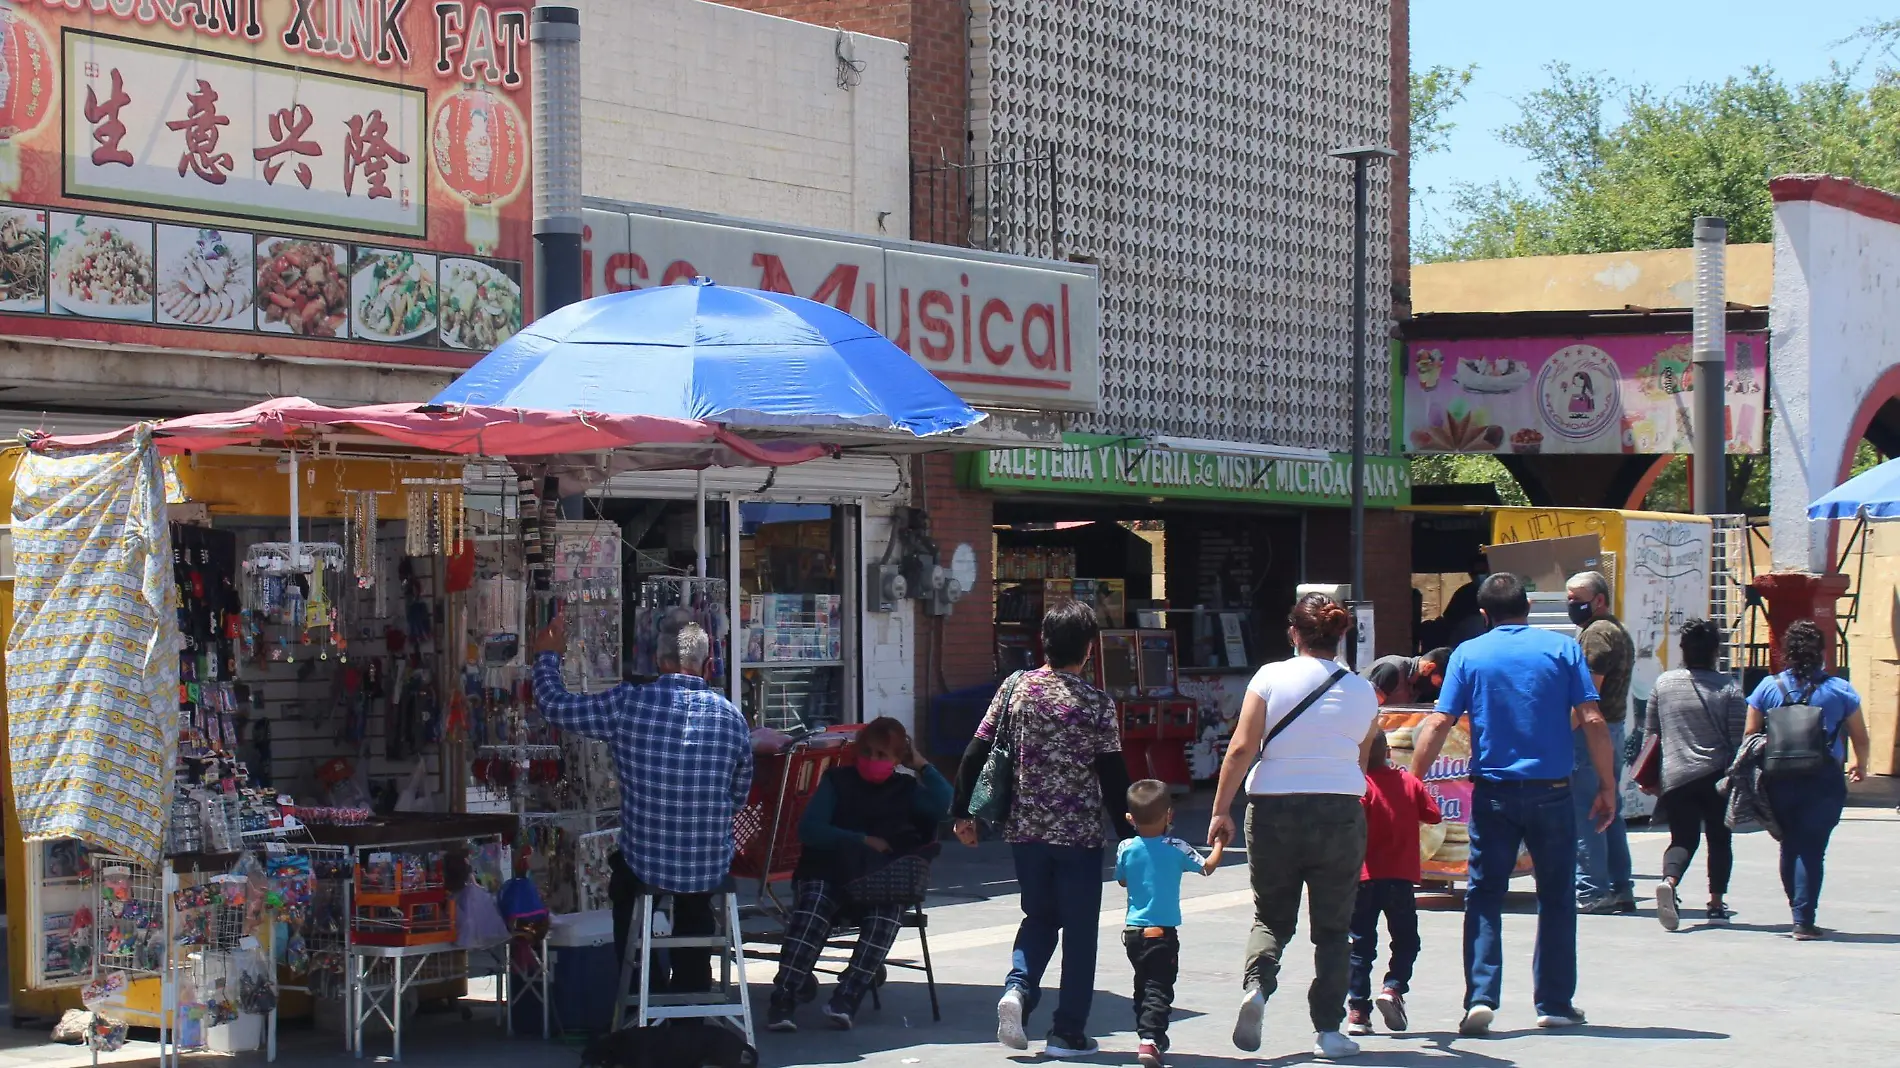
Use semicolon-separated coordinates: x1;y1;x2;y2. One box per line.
966;433;1411;508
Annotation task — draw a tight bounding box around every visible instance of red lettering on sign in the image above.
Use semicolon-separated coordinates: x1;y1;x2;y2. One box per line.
918;290;953;362
1060;284;1072;372
255;104;322;189
342;108;409;200
1023;303;1056;370
980;299;1015;366
809;264;859;313
751;252;794;294
864;282;877;329
894;288;912;348
661;260;698;286
959;277;972;364
607;253;646;293
83;67;134;168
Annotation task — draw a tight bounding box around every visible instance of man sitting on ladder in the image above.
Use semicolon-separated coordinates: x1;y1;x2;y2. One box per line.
533;610;754;993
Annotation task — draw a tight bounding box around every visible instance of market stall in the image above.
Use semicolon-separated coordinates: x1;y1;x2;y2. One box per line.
4;282;988;1059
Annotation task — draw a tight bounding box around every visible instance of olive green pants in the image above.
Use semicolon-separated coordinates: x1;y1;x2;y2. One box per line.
1242;793;1368;1032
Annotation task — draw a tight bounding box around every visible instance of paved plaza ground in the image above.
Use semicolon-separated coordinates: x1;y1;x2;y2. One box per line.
3;782;1895;1067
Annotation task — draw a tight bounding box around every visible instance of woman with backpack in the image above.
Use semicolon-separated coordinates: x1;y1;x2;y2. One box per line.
1744;619;1874;940
1641;618;1749;930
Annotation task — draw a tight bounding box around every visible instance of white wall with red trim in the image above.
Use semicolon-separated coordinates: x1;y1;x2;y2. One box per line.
1769;175;1900;572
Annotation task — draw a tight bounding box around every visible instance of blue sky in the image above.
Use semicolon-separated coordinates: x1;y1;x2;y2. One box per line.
1411;0;1894;232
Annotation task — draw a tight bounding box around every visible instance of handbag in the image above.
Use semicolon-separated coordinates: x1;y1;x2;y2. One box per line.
1631;733;1663;793
843;853;932;906
967;671;1028;826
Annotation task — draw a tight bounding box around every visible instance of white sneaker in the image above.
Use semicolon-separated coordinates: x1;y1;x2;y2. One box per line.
1314;1030;1362;1060
1655;882;1680;932
1232;988;1268;1052
1536;1008;1587;1028
996;988;1027;1050
1459;1004;1495;1037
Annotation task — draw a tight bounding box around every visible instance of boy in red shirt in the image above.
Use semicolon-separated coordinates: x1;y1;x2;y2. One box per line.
1348;732;1442;1035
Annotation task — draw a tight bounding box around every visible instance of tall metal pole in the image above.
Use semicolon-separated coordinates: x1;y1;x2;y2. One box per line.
532;4;584;318
1328;145;1393;602
1349;158;1369;604
1692;216;1728;514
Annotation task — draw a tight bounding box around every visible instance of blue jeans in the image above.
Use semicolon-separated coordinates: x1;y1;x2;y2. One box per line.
1007;843;1105;1036
1765;771;1847;926
1572;723;1633;903
1465;779;1579;1016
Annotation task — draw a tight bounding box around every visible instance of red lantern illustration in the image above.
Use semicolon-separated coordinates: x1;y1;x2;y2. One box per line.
431;84;527;206
0;7;53;143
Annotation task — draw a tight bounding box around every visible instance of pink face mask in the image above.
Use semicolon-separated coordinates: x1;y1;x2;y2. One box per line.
857;759;897;784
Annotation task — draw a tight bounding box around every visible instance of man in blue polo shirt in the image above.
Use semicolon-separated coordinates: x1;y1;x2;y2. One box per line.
1408;573;1615;1037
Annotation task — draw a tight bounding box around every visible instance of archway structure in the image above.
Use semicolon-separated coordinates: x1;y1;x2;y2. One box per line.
1768;176;1900;570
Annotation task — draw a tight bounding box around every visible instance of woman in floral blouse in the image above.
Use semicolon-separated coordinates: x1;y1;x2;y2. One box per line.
953;599;1134;1060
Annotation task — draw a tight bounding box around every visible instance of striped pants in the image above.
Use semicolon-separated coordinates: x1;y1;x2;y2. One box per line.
769;879;903;1010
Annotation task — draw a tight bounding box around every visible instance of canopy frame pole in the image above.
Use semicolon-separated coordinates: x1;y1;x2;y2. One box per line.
696;469;708;578
289;446;302;568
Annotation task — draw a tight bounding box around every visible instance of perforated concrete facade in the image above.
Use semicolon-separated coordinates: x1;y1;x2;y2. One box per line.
971;0;1395;450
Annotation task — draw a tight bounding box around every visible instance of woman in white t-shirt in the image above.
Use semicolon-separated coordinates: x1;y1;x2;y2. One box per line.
1208;593;1382;1061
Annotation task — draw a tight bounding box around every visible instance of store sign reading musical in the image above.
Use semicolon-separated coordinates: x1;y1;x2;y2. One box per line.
0;2;534;368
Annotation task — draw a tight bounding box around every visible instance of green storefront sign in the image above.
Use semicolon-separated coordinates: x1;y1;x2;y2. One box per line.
964;434;1411;508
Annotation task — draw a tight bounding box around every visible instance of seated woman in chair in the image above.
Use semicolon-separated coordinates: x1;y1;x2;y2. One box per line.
766;716;951;1032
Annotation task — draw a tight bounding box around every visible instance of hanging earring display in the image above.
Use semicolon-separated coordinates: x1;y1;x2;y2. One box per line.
401;477;465;557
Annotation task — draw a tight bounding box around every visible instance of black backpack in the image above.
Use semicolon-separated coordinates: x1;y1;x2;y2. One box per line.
1762;676;1843;778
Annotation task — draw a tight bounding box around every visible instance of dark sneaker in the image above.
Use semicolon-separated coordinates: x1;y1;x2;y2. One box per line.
1536;1008;1587;1028
765;1004;797;1033
1791;923;1827;941
1613;894;1638;914
1044;1031;1099;1059
1347;1005;1374;1036
1376;989;1409;1032
1578;896;1621;915
1705;901;1732;923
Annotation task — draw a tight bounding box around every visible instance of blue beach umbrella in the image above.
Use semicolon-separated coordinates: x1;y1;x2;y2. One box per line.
1807;455;1900;520
433;279;985;438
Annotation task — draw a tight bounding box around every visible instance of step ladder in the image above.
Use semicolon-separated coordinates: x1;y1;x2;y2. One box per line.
610;882;754;1046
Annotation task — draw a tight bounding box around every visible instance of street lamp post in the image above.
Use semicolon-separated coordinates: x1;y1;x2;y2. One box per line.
1328;145;1395;608
532;4;584;318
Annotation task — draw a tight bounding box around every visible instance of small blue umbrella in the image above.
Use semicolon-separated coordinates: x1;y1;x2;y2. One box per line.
433;279;984;437
1807;455;1900;519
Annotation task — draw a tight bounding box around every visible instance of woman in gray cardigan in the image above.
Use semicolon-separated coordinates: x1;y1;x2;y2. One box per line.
1641;618;1749;930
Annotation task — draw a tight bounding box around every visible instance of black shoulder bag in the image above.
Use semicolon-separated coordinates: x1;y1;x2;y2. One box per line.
1257;665;1350;763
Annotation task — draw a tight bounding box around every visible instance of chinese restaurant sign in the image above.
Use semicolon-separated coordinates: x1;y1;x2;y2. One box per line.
0;3;533;368
1404;333;1766;455
964;433;1411;508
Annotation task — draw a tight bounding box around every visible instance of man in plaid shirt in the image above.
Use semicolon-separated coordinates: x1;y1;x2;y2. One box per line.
533;612;752;992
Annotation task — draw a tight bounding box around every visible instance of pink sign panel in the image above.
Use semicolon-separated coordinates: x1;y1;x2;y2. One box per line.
1404;333;1766;455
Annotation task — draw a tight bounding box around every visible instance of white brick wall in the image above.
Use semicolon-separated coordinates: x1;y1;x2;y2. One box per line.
580;0;910;237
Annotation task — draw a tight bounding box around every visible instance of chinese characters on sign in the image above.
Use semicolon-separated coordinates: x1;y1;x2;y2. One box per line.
63;33;428;238
1;3;535;369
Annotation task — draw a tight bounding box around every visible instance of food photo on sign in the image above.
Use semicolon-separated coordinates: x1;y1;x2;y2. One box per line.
0;1;534;368
1404;334;1767;456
